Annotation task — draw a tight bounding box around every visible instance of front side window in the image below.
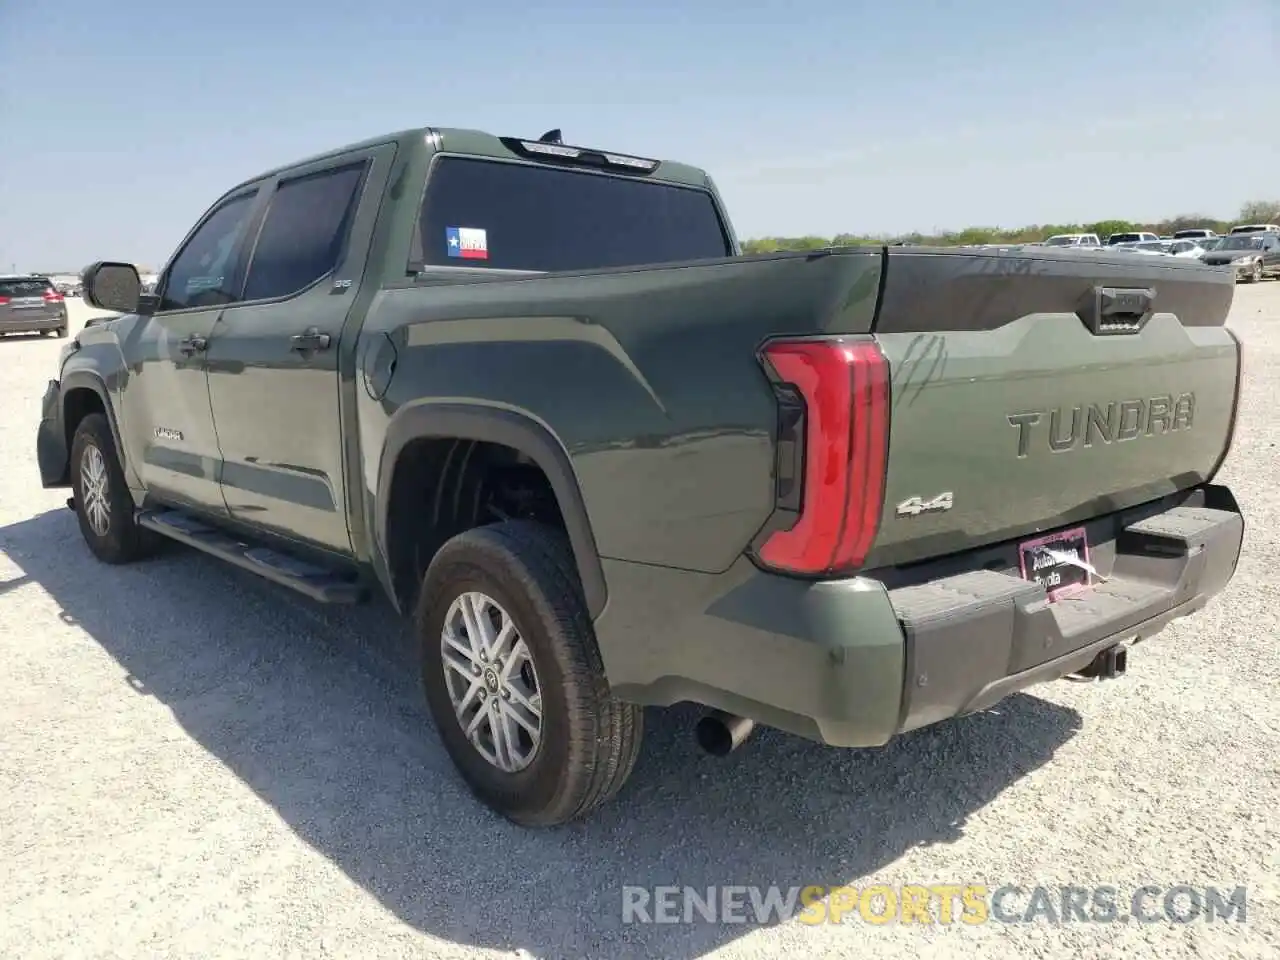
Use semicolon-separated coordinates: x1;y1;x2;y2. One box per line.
160;191;258;312
242;163;366;302
415;156;730;272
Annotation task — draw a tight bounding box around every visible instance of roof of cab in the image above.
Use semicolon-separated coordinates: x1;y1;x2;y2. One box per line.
228;126;713;194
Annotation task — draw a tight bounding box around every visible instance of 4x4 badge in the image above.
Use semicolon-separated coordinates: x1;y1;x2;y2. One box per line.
896;492;954;517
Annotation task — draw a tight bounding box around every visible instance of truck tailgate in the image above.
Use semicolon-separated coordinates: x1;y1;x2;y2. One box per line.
865;247;1240;569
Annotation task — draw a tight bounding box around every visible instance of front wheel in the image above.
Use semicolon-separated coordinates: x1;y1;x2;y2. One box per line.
1247;261;1262;283
417;520;643;827
69;413;159;564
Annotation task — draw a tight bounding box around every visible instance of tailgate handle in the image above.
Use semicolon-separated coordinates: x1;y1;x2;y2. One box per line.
1087;286;1154;335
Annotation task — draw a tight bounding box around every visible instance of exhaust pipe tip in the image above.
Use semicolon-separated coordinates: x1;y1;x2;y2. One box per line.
695;710;755;756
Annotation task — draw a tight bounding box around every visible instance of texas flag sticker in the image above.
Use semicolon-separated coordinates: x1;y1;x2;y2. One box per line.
446;226;488;260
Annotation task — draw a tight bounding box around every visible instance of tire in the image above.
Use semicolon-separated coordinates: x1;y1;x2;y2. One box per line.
416;519;643;827
1246;261;1262;283
69;413;159;564
54;326;68;338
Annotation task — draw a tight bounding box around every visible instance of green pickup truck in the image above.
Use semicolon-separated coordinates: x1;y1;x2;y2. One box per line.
38;126;1245;827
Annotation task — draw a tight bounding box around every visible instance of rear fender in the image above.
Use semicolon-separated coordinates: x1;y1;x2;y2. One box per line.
375;402;608;618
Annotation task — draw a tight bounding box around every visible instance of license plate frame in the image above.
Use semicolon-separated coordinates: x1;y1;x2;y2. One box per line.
1018;526;1093;602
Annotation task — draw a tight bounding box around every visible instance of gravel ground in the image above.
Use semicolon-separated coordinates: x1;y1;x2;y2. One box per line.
1;288;1278;960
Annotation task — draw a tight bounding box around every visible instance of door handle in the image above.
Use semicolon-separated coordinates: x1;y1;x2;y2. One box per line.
178;335;207;356
290;328;332;352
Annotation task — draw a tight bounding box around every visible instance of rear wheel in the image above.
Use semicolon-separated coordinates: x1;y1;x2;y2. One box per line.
417;520;643;827
69;413;159;564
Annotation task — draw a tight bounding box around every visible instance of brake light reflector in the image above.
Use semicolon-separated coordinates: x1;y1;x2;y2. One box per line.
43;290;64;302
756;338;889;576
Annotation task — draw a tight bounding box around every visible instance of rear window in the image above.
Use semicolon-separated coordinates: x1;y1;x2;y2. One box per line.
414;156;731;272
0;277;53;297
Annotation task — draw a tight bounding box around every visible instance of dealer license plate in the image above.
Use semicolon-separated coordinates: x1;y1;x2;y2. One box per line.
1018;526;1093;601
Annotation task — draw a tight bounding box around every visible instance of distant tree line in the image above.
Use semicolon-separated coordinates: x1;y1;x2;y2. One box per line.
740;199;1280;254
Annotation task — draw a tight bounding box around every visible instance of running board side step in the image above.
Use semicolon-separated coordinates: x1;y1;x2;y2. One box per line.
136;508;368;604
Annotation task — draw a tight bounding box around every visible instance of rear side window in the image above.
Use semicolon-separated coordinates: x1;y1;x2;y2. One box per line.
242;163;366;302
415;156;730;272
0;278;53;297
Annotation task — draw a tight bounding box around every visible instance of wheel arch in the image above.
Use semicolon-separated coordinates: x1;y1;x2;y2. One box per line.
376;402;608;620
61;370;130;476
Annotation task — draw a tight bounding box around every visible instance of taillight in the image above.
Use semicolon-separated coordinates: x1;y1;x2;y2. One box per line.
0;296;9;305
754;337;890;576
44;290;64;302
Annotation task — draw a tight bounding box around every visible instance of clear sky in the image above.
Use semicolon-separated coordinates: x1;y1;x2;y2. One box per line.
2;0;1276;271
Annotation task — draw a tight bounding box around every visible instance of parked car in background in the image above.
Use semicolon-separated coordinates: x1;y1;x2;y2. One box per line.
1106;231;1160;245
1201;232;1280;282
1112;241;1171;256
0;275;69;337
1173;228;1218;241
1042;233;1101;248
1228;223;1280;235
1167;239;1208;258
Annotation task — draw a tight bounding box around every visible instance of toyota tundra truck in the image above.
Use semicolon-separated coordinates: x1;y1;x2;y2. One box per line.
36;126;1245;826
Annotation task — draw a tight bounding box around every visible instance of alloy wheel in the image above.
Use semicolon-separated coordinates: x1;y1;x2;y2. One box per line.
79;444;111;537
440;591;544;773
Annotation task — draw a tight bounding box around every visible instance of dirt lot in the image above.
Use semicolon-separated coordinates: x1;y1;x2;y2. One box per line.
2;287;1278;960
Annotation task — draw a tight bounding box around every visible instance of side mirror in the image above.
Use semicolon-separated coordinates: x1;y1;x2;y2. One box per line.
81;261;141;314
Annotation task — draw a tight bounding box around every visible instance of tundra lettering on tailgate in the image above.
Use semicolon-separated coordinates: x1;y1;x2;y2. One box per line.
1008;393;1195;458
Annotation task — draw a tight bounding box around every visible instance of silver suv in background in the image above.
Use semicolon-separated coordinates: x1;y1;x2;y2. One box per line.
0;275;69;338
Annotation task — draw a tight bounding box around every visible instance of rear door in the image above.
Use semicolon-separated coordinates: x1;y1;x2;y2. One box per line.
204;142;395;556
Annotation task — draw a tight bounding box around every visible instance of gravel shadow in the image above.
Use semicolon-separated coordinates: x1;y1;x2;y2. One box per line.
2;507;1084;959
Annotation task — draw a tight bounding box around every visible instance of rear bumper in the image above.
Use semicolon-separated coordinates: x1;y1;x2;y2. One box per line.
595;484;1243;747
37;378;70;488
1;313;65;332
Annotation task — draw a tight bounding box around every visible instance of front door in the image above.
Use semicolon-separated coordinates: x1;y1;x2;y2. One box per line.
1263;233;1280;277
204;147;391;555
119;187;264;516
